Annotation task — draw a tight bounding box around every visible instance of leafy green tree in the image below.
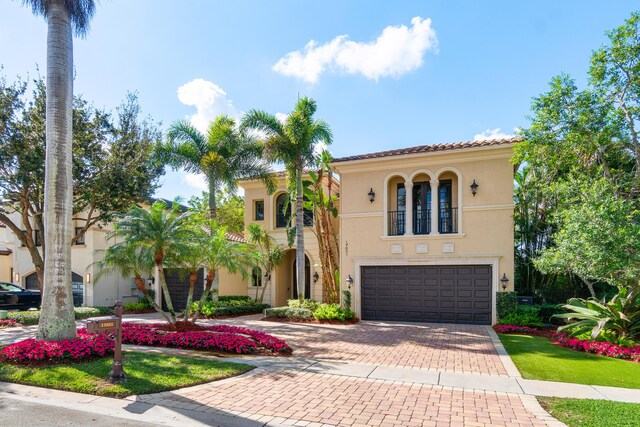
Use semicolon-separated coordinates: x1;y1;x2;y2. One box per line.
188;190;244;233
515;12;640;298
246;224;284;303
158;115;273;220
242;97;333;302
92;243;171;323
191;224;253;322
0;76;163;292
22;0;97;341
111;202;194;324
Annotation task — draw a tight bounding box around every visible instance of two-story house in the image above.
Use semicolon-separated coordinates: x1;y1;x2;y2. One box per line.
331;137;517;325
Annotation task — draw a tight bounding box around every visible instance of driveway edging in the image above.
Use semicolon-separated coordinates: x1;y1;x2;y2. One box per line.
486;325;522;378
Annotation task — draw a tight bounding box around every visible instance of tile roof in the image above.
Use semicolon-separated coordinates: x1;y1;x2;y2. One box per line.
225;232;247;243
331;137;522;163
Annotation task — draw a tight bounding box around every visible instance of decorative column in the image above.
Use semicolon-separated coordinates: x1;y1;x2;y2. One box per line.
405;181;413;236
430;179;439;235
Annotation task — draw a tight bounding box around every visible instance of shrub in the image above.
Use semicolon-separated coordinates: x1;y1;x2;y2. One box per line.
494;324;539;334
264;306;313;319
191;300;269;317
538;304;567;325
0;319;18;328
218;296;252;303
8;311;40;326
0;333;114;364
554;287;640;341
342;290;352;309
93;306;114;316
7;307;115;326
497;312;543;328
111;322;290;354
287;299;320;312
313;303;356;321
124;302;150;312
73;307;102;319
496;292;517;320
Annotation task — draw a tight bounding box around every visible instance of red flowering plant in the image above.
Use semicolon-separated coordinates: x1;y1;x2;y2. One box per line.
493;324;539;335
92;323;291;355
0;333;114;364
0;319;18;328
552;333;640;362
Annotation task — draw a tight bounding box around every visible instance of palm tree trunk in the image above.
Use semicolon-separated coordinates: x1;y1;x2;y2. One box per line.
134;276;171;323
156;262;176;323
184;270;197;318
296;167;305;303
37;0;76;340
192;269;215;323
208;179;217;221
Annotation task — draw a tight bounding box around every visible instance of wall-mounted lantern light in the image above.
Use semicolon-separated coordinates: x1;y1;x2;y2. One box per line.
14;272;19;284
368;188;376;203
85;273;91;284
470;179;479;196
313;271;319;283
346;274;353;289
500;273;509;291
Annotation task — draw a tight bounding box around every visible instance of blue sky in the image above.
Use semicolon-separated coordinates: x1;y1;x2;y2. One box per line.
0;1;637;200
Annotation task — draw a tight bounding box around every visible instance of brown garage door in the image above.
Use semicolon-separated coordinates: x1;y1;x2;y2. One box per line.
361;265;492;325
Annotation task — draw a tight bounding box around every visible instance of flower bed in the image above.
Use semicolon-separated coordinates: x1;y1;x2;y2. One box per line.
105;322;291;355
494;324;540;335
0;333;114;364
552;334;640;362
0;319;19;328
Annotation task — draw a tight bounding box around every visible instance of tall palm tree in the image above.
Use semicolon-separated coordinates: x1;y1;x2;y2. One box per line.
22;0;96;340
191;224;253;323
92;242;172;323
111;202;194;324
242;97;332;302
159;115;274;220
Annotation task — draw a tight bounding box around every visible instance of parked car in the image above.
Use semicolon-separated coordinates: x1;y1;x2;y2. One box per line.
0;282;41;310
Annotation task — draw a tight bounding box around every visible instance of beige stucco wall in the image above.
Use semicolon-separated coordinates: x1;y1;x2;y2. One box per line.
240;174;338;306
333;144;515;324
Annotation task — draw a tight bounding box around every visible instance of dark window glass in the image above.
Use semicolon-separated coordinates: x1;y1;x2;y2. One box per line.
397;183;406;210
75;227;85;245
255;200;264;221
275;194;291;228
251;267;262;287
34;230;42;246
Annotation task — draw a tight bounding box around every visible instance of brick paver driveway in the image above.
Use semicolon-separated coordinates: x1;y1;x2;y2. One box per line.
131;315;555;426
211;315;507;376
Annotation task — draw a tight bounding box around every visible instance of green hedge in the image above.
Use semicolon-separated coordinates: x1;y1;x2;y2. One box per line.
218;296;252;303
7;306;114;326
287;299;320;312
496;292;517;320
191;299;270;317
266;301;356;322
313;303;355;321
264;307;313;319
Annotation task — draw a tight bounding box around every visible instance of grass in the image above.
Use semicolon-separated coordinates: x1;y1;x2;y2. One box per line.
498;334;640;389
0;351;253;398
539;397;640;427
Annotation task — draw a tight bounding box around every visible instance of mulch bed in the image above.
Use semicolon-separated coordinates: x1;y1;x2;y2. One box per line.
262;317;360;325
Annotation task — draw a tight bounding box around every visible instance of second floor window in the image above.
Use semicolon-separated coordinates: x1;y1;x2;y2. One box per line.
251;267;262;287
275;193;291;228
75;227;85;245
34;230;42;247
254;200;264;221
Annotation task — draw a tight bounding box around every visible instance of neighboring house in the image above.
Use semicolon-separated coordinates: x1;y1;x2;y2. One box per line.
236;172;340;307
0;224;13;283
331;137;518;325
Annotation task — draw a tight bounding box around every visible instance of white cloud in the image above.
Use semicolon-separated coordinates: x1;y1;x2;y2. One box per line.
182;172;208;192
177;78;238;133
273;17;438;83
473;128;515;141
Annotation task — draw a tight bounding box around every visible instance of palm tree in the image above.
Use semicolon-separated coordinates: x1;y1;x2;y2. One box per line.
111;202;194;324
191;224;253;323
242;97;332;302
92;242;172;323
22;0;97;340
159;115;274;220
247;224;284;303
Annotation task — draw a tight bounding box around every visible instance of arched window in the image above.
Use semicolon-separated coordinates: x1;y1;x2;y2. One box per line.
275;193;291;228
251;267;262;287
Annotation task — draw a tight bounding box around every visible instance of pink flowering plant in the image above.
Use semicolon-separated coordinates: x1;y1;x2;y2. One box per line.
0;319;18;328
88;323;291;355
494;324;539;334
0;333;114;364
553;333;640;362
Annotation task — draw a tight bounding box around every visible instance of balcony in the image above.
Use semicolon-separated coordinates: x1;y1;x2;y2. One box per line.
387;210;406;236
439;207;458;234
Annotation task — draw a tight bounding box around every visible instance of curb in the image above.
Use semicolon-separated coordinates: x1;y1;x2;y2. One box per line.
486;325;522;378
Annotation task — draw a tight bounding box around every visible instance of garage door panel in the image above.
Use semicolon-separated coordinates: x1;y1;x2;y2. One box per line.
361;265;492;325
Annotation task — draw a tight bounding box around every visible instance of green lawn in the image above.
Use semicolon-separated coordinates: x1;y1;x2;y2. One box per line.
498;334;640;389
0;351;253;398
539;397;640;427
